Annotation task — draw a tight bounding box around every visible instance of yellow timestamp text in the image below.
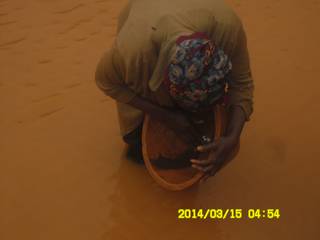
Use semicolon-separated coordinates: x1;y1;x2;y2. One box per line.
178;209;280;220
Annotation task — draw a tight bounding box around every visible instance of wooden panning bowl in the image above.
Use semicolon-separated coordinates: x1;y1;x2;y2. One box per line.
142;104;237;191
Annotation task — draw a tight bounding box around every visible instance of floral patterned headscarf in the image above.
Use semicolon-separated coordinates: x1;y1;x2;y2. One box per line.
163;32;232;112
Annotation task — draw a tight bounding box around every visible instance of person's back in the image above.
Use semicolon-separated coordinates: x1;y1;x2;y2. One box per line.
113;0;243;99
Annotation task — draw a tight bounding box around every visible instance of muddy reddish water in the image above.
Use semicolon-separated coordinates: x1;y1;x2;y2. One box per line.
1;0;320;239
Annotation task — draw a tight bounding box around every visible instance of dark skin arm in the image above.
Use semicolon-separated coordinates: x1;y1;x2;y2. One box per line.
128;95;200;145
129;94;246;181
191;105;246;181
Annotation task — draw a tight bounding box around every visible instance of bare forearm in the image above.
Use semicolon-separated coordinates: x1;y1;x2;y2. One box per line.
128;95;168;121
225;105;247;140
128;95;200;143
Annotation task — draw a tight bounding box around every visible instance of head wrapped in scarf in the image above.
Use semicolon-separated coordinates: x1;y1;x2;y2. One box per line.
164;32;232;112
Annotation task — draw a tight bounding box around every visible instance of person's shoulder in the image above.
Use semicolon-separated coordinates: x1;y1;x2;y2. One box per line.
95;43;122;81
95;50;111;83
96;47;114;71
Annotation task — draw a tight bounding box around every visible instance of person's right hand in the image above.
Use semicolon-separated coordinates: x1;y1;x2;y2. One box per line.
160;109;200;146
127;95;200;145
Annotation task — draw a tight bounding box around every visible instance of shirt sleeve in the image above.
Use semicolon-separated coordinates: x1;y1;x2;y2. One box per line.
95;47;136;103
227;24;254;120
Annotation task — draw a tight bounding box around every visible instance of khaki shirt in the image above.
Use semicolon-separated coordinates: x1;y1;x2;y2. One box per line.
95;0;254;136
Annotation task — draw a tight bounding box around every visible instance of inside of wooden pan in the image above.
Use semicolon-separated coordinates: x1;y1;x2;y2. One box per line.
142;105;224;191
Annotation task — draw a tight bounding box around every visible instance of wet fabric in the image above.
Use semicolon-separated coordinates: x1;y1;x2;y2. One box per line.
123;123;144;164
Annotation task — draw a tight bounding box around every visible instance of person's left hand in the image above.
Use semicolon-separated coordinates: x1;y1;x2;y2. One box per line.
191;136;238;182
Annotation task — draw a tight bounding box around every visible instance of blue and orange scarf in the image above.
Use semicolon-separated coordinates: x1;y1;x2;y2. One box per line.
164;32;232;112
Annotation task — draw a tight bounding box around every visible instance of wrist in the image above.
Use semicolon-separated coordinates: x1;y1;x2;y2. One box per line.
225;105;246;139
224;134;239;145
